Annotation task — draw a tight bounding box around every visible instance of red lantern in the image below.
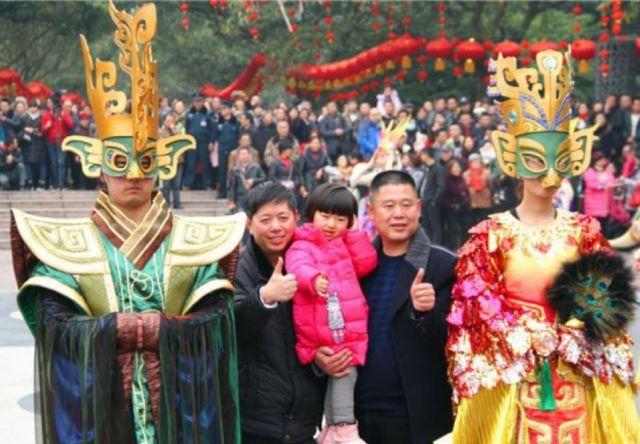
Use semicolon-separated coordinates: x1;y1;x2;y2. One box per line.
573;4;582;15
492;40;521;58
425;37;453;71
520;57;531;67
25;81;52;101
612;23;622;36
418;54;427;65
599;49;610;59
0;68;21;86
454;38;484;73
453;66;463;77
180;2;189;14
373;21;381;32
529;41;558;58
417;70;428;83
210;0;218;7
250;28;260;39
573;23;582;33
61;93;85;107
181;16;190;29
571;39;596;73
325;16;332;25
599;32;610;43
600;63;610;76
395;70;406;82
326;32;334;43
383;76;393;86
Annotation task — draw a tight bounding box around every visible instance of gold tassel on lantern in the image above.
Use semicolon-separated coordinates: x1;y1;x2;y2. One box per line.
578;59;589;73
385;60;396;70
375;64;384;75
333;79;343;89
355;74;363;84
324;81;332;90
364;68;374;79
464;58;475;74
287;78;297;88
401;55;412;69
434;58;445;72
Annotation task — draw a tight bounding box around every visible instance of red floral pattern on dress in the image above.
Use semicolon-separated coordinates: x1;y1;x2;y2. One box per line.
446;212;634;403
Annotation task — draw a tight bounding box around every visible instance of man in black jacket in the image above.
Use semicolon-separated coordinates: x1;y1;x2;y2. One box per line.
184;93;217;190
356;170;455;444
418;147;446;244
234;182;352;444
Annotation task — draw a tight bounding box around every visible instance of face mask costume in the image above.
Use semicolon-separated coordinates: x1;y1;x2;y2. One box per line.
10;2;244;442
488;50;597;187
446;50;640;443
63;2;194;181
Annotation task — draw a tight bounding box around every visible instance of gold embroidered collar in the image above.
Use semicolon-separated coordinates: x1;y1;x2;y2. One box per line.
91;190;173;269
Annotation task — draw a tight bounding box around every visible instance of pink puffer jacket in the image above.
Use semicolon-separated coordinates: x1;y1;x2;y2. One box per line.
285;223;378;366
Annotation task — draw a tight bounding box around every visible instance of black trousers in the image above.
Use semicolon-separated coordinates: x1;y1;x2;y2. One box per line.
242;432;315;444
356;410;427;444
421;203;443;244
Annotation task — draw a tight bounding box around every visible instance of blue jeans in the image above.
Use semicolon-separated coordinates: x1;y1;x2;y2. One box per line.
26;161;47;187
161;164;183;208
183;141;213;189
46;142;58;188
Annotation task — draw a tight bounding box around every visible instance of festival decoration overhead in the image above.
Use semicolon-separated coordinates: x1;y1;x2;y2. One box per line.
571;39;597;73
25;81;53;102
200;53;266;99
455;38;484;74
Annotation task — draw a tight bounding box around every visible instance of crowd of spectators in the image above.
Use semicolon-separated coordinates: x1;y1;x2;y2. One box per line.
1;88;639;249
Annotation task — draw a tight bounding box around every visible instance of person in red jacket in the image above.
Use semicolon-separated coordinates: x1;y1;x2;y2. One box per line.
41;93;74;189
286;183;378;444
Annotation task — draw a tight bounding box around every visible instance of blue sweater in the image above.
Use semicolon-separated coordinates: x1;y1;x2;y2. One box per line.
356;252;407;416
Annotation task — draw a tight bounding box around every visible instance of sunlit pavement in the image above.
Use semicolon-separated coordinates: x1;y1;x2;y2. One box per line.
0;250;638;444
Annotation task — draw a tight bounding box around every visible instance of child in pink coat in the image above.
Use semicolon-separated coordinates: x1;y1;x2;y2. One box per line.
286;183;378;444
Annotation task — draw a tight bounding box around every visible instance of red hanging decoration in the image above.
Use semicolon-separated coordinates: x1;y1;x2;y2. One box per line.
200;54;266;99
611;0;623;36
180;1;189;30
210;0;218;8
417;70;428;83
454;38;484;73
453;66;463;77
425;37;453;71
492;40;521;58
572;39;596;73
180;1;189;13
529;41;558;58
181;16;190;30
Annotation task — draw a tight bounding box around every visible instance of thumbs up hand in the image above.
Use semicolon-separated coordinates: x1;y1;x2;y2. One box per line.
410;268;435;312
261;257;298;305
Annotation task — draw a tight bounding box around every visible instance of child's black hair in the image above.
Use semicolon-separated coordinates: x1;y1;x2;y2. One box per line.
304;183;358;227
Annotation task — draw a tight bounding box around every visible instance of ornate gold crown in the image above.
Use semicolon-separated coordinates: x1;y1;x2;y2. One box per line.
379;118;411;153
487;50;573;136
81;0;158;151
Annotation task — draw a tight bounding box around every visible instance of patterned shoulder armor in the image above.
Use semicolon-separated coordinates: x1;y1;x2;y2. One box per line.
11;209;107;286
166;212;246;267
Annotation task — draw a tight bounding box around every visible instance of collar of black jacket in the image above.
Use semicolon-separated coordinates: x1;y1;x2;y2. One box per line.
249;235;279;280
372;226;431;271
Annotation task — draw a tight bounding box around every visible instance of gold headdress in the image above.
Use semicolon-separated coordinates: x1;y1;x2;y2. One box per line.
62;0;194;180
379;118;411;154
487;49;596;186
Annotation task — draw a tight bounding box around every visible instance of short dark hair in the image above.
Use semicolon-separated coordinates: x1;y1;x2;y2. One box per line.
244;181;297;219
370;170;417;200
278;139;293;153
304;183;358;227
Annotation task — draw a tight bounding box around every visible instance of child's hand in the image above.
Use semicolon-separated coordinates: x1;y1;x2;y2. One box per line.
315;274;329;298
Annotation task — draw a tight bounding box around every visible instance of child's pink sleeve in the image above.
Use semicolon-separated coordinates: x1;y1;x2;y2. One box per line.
285;240;321;297
344;230;378;278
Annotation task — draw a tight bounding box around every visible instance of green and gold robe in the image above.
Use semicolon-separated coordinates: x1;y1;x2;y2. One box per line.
11;191;245;444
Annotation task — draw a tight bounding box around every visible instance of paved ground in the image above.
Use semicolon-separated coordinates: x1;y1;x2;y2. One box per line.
0;250;638;443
